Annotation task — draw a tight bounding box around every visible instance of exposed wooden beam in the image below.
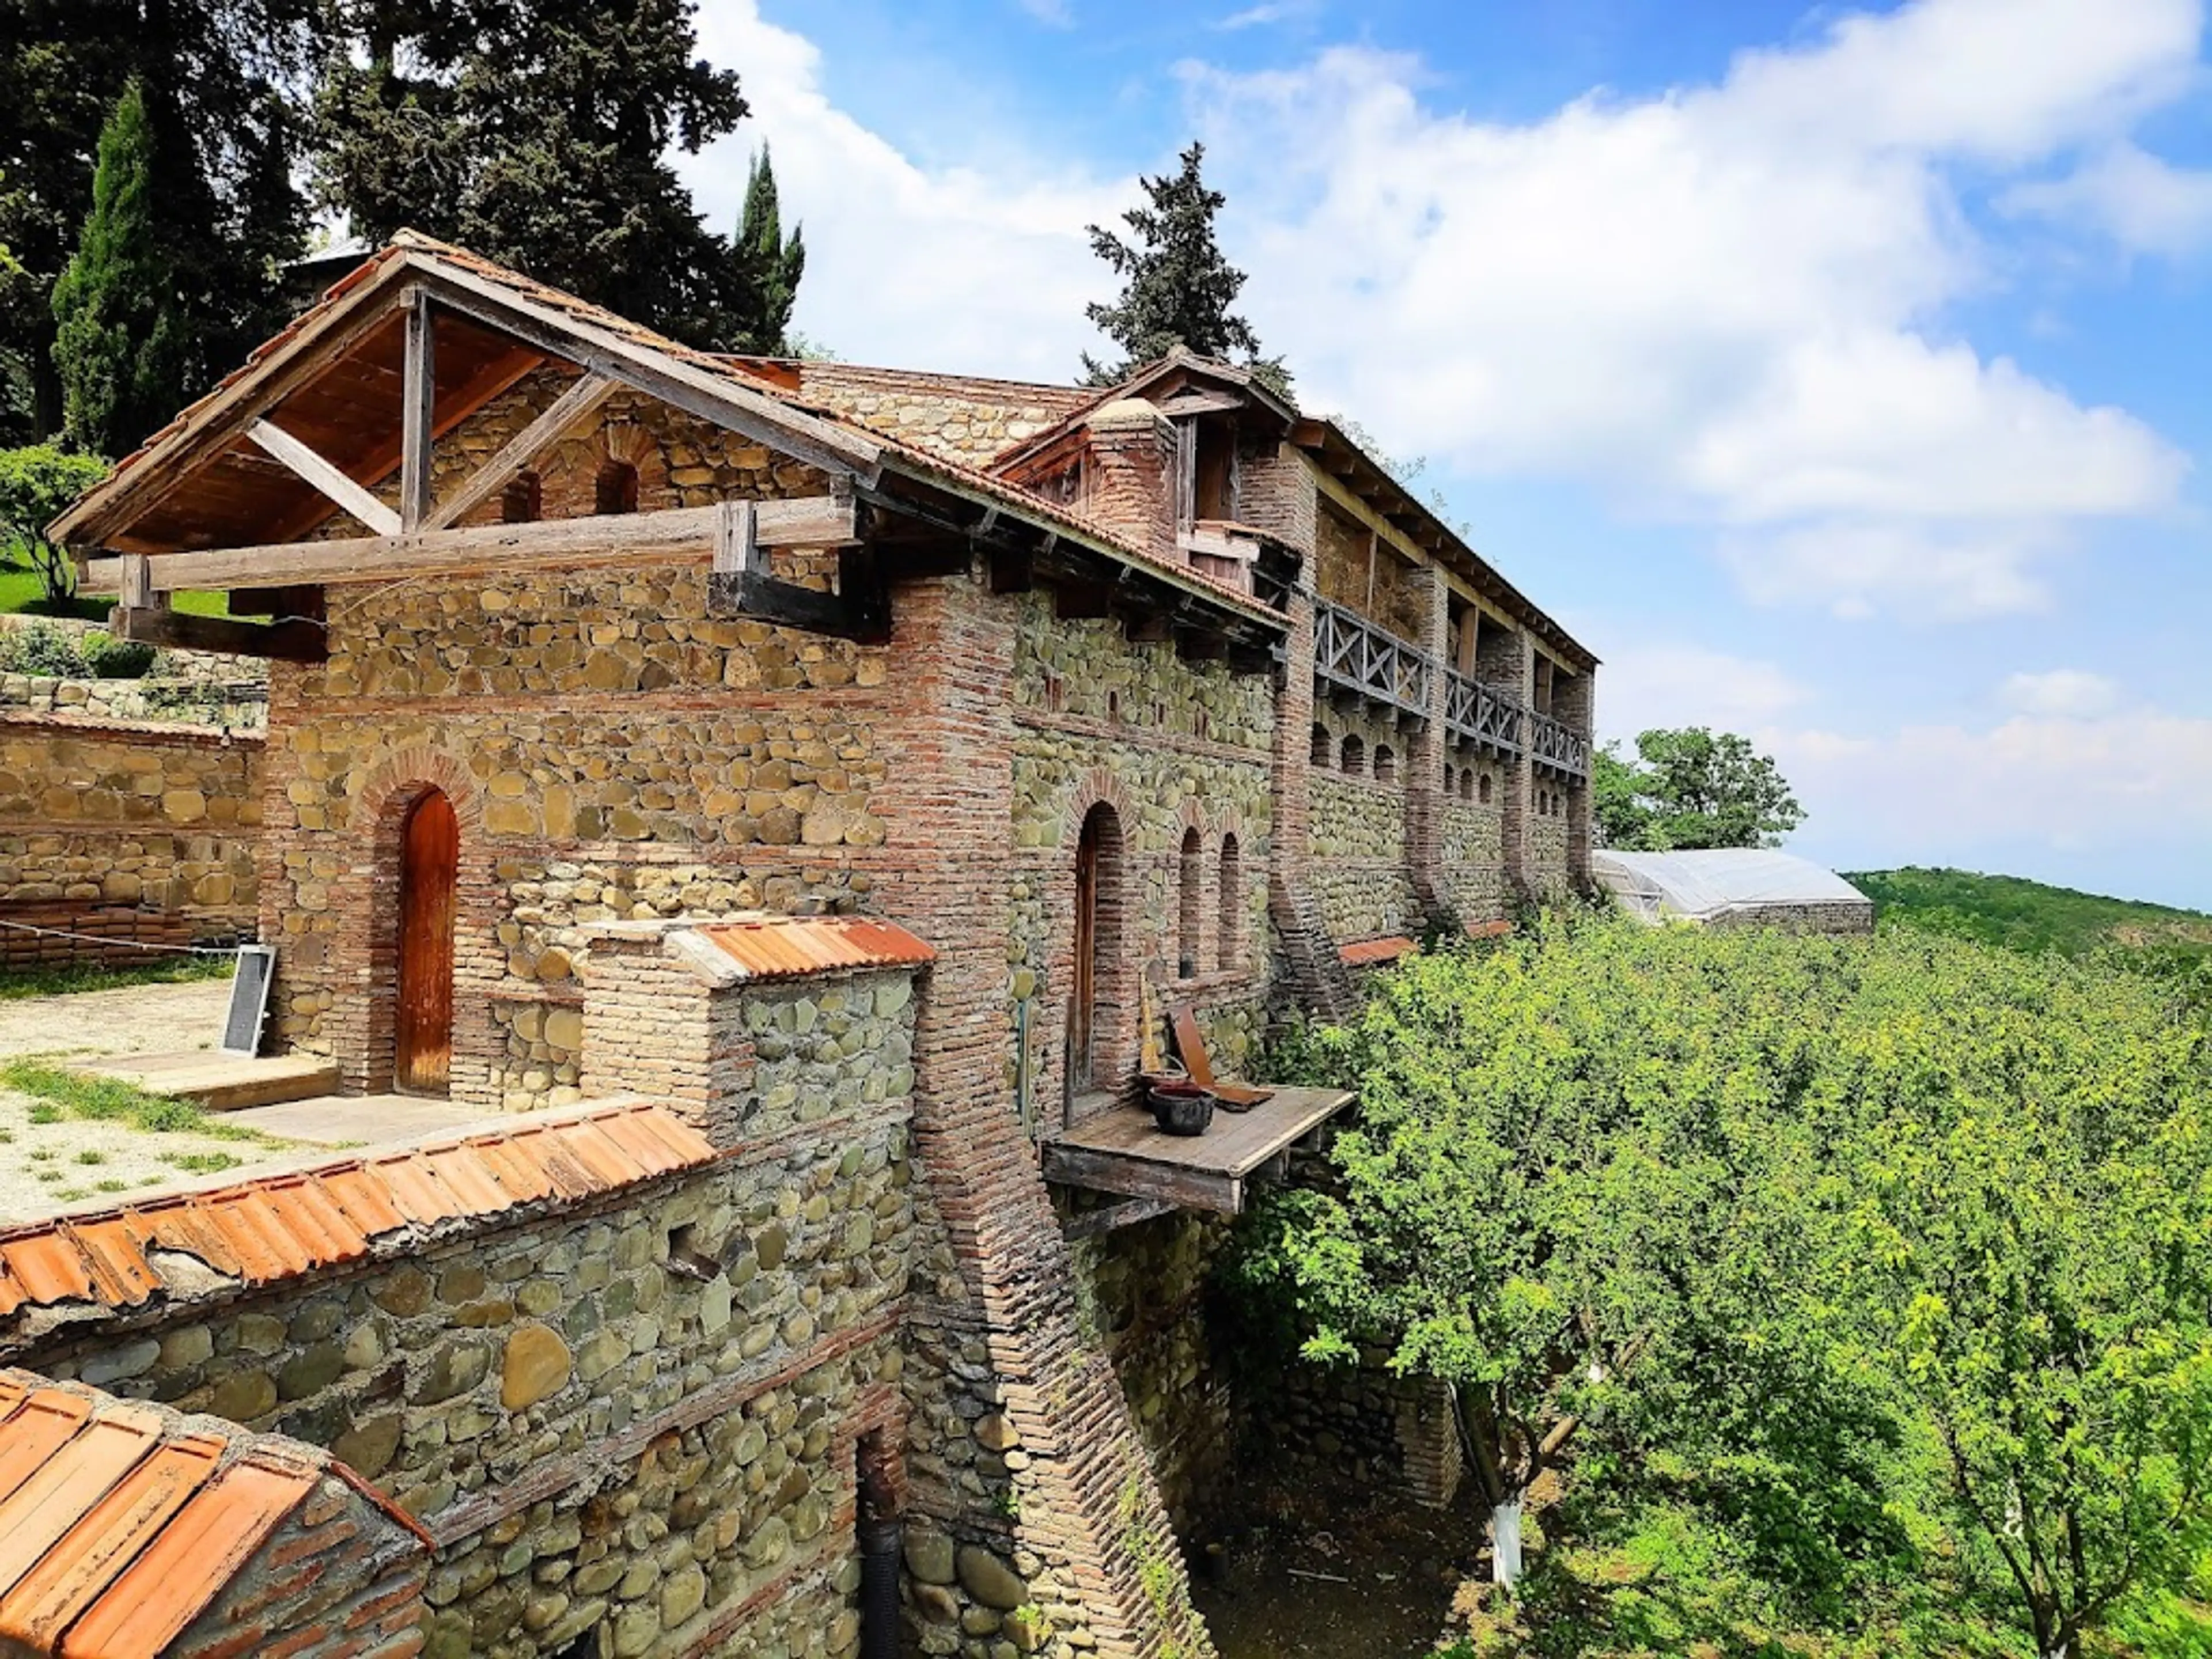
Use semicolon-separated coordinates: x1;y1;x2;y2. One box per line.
1062;1196;1179;1240
400;289;435;530
111;605;327;664
421;271;883;487
424;373;617;532
245;420;402;536
57;282;414;546
79;498;857;596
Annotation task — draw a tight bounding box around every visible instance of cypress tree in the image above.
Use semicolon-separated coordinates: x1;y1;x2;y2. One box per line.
726;148;805;355
50;81;195;456
1082;142;1290;396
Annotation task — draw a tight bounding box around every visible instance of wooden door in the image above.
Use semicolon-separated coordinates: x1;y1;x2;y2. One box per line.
395;789;458;1094
1072;816;1099;1090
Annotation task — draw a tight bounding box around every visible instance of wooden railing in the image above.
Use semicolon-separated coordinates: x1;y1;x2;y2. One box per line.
1313;599;1430;718
1444;668;1522;755
1528;709;1591;777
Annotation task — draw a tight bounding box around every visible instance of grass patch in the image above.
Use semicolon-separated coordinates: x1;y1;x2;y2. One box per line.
0;567;246;622
164;1150;243;1173
0;953;235;1001
73;1149;103;1165
0;1060;266;1141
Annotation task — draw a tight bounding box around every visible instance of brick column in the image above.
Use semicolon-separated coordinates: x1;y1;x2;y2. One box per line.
1554;666;1597;889
1479;624;1537;903
870;573;1214;1659
1402;565;1453;933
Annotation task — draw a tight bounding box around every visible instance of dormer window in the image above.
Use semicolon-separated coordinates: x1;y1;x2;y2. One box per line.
1176;416;1236;529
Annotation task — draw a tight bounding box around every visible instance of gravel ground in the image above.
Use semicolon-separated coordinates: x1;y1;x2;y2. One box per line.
0;978;310;1224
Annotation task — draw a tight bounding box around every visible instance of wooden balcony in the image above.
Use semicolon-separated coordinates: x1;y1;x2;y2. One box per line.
1529;709;1592;778
1444;668;1523;756
1313;599;1430;719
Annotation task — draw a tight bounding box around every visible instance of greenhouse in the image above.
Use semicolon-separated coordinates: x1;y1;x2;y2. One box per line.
1592;848;1874;933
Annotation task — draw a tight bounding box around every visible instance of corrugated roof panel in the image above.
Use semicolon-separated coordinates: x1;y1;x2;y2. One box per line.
696;915;935;982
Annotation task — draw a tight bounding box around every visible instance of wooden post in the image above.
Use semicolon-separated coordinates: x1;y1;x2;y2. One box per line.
118;552;160;613
713;499;759;575
400;289;435;532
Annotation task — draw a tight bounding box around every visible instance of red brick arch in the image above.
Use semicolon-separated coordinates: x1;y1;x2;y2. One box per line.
349;747;497;1100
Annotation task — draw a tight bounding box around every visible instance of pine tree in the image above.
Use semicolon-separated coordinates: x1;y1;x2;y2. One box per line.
313;0;777;353
725;148;806;355
50;81;195;456
1082;142;1291;396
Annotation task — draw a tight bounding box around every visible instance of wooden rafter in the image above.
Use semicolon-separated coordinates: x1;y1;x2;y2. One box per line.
423;373;617;531
77;498;858;596
244;420;402;536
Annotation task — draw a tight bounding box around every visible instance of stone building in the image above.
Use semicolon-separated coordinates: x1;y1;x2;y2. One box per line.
2;233;1598;1659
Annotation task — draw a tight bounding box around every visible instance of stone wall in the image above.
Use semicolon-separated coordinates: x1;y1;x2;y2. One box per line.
1306;771;1416;942
0;712;262;967
0;672;268;728
1437;789;1509;922
790;363;1094;469
13;945;925;1659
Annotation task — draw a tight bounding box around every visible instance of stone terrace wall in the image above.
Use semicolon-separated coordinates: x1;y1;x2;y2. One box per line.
1525;786;1573;897
16;952;922;1659
0;712;262;967
1306;771;1416;943
1438;789;1508;923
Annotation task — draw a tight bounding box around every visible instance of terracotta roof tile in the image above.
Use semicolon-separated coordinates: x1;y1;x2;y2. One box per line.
0;1103;714;1333
1340;935;1418;968
695;915;935;983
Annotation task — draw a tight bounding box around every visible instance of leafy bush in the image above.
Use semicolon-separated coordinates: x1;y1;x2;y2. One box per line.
79;628;153;677
0;618;88;676
0;446;107;605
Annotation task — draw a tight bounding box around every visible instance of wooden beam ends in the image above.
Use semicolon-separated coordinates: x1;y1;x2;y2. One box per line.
111;605;328;664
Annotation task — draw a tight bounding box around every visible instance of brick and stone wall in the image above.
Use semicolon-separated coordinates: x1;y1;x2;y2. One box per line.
791;363;1094;469
0;711;262;967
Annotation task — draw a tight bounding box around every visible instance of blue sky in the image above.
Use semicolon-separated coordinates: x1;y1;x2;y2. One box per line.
678;0;2212;908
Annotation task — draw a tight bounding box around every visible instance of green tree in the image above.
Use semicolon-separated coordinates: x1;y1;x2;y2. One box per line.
1238;921;1842;1587
0;0;320;440
312;0;783;351
1836;941;2212;1659
1083;142;1291;396
724;147;805;355
1594;726;1804;850
50;82;195;457
0;444;109;604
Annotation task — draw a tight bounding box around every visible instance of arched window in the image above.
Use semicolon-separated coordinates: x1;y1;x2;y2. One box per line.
501;471;541;524
1479;771;1494;806
1178;826;1203;979
1217;833;1241;971
1374;744;1396;783
595;460;640;516
1339;734;1364;775
1310;724;1331;766
1460;767;1475;801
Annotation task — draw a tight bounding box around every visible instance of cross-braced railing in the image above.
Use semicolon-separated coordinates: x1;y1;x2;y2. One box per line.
1444;668;1524;756
1313;599;1430;718
1529;709;1591;778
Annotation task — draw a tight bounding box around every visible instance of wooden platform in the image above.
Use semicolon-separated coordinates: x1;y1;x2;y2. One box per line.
1041;1085;1355;1215
67;1051;343;1112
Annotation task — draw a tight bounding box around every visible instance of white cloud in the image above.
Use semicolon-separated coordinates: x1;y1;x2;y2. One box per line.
1594;643;1811;737
685;2;1123;380
681;0;2202;620
1999;668;2124;717
1218;2;1319;27
1772;707;2212;860
2003;141;2212;254
1016;0;1075;26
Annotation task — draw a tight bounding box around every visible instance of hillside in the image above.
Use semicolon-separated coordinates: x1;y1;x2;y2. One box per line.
1846;866;2212;961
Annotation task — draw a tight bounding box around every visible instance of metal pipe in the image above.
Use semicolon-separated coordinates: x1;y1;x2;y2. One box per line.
859;1516;903;1659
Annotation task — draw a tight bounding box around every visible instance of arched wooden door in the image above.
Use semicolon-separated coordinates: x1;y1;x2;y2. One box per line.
395;789;458;1095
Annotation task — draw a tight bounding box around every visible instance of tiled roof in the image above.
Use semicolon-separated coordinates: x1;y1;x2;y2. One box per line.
57;233;1287;633
695;915;936;982
1340;935;1418;967
0;1101;714;1329
0;1370;423;1658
